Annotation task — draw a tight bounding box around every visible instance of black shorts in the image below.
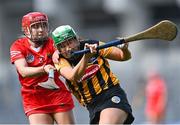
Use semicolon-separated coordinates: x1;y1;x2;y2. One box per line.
86;84;134;124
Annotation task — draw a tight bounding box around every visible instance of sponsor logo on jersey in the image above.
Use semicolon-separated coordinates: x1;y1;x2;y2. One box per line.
26;53;34;63
80;64;100;81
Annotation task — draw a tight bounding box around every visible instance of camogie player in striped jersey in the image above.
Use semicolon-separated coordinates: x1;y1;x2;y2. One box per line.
52;25;134;124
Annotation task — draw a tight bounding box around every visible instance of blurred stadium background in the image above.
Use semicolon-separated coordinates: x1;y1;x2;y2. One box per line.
0;0;180;124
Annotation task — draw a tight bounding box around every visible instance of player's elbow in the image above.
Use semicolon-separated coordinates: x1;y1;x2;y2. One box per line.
115;52;131;61
121;53;132;61
19;71;29;78
65;73;77;82
68;74;83;83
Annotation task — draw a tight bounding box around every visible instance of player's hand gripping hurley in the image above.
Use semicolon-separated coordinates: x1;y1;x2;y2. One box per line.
72;20;178;56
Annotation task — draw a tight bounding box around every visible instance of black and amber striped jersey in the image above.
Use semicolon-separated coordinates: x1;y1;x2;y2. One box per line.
55;40;120;106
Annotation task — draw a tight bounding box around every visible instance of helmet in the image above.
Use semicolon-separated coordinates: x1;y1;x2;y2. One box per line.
22;12;48;38
52;25;77;46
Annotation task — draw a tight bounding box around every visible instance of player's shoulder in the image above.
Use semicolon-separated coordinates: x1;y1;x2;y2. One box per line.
10;37;28;48
44;37;54;45
48;37;53;41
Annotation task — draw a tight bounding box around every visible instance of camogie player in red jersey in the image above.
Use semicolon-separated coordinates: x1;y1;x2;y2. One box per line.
145;71;167;124
10;12;75;124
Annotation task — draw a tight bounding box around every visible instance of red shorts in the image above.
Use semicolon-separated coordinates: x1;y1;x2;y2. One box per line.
21;86;74;116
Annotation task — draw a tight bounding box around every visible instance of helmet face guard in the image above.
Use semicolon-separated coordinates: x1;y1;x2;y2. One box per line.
22;12;49;41
52;25;79;58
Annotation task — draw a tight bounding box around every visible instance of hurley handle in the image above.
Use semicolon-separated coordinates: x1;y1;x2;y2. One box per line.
72;39;125;56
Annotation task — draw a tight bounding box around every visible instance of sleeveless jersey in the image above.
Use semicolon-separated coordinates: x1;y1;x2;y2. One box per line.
55;40;120;105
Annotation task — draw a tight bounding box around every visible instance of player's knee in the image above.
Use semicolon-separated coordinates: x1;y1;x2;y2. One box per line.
99;108;128;124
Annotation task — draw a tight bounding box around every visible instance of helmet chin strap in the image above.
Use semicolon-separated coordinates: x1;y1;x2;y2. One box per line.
29;30;49;46
31;36;48;46
25;33;48;47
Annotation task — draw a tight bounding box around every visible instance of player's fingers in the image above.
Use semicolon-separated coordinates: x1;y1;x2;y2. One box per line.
125;43;128;48
84;43;89;49
122;43;129;49
90;44;97;53
91;44;97;53
45;65;56;71
85;43;97;53
85;43;93;53
49;65;56;70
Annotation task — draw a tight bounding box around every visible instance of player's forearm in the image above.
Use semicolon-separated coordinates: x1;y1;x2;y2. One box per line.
18;66;45;78
70;55;90;82
62;43;97;82
106;47;131;61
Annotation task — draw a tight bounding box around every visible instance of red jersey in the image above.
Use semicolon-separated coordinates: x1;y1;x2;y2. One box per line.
10;37;74;115
10;37;61;87
145;75;167;117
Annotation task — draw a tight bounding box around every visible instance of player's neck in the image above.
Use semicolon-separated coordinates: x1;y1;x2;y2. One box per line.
28;39;43;48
